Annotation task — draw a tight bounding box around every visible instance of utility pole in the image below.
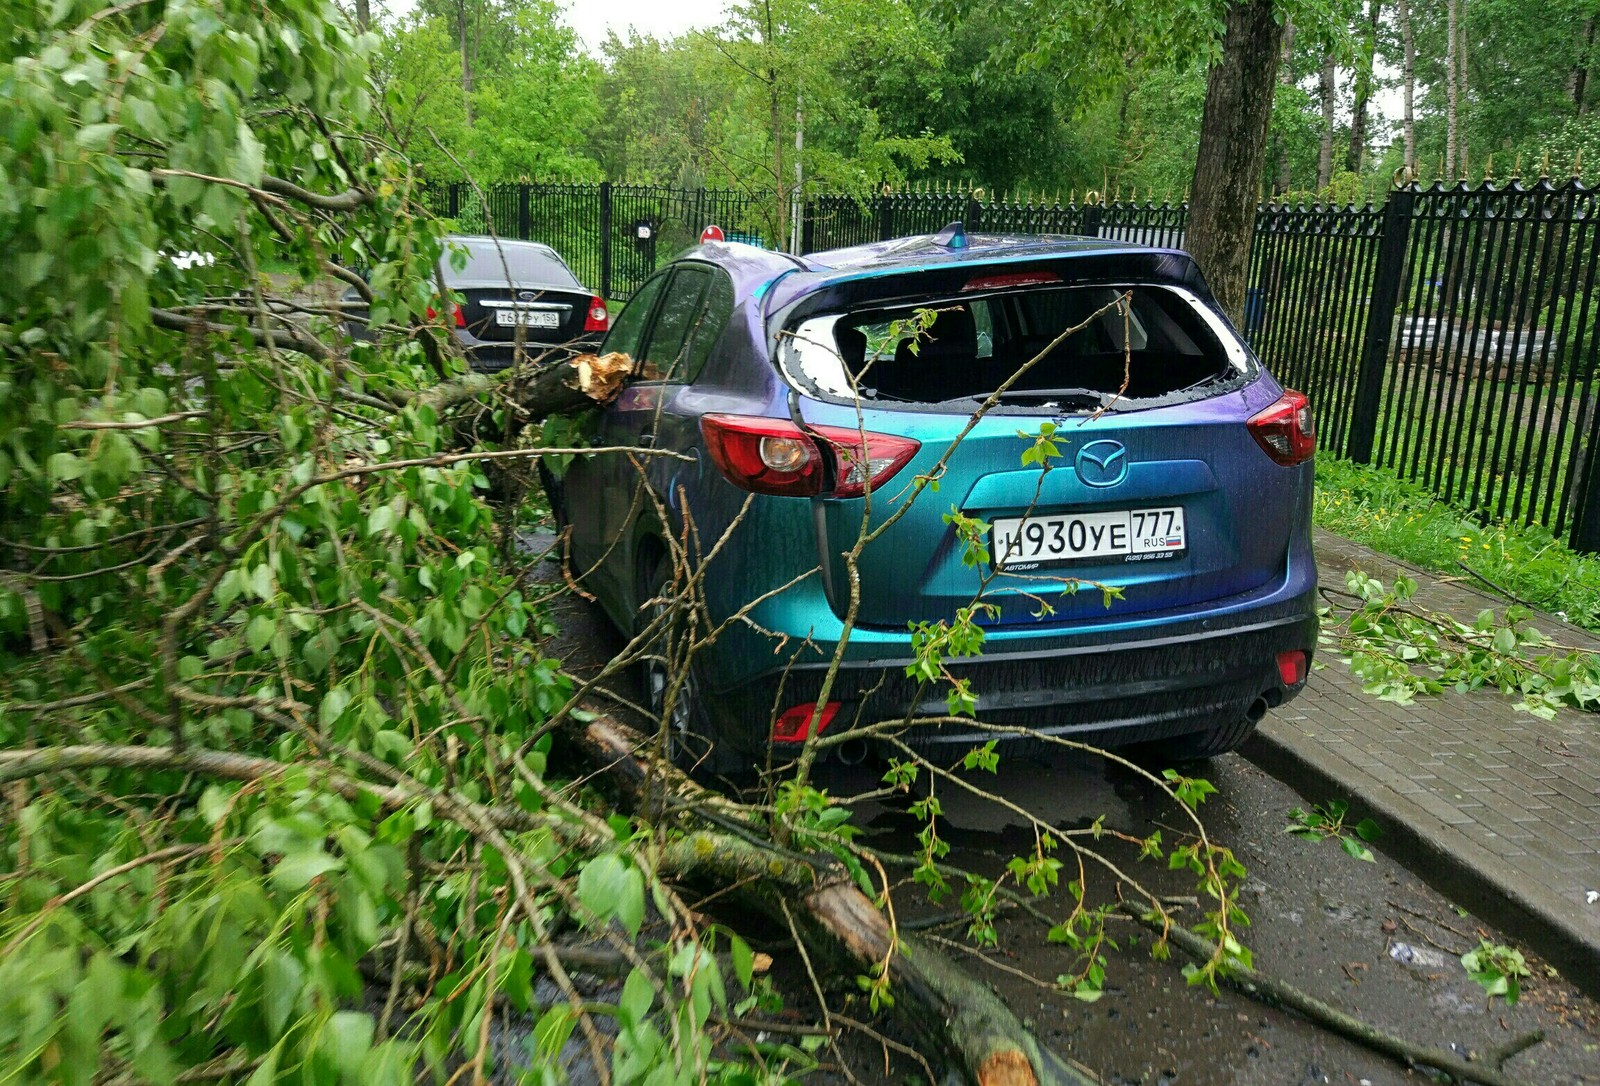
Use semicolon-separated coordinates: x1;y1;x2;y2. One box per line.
791;89;804;254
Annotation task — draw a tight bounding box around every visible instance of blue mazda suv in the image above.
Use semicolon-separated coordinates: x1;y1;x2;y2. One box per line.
548;227;1318;774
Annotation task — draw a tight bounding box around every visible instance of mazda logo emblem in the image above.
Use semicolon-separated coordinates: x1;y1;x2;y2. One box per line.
1075;439;1128;487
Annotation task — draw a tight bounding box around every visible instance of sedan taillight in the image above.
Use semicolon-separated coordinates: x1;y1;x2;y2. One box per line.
583;295;609;333
1248;389;1316;466
425;303;466;328
700;415;920;498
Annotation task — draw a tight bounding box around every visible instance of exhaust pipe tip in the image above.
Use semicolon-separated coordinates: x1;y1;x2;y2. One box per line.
1245;696;1270;723
835;738;870;766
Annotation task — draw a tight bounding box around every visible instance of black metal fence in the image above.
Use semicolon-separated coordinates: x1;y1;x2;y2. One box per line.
418;179;1600;552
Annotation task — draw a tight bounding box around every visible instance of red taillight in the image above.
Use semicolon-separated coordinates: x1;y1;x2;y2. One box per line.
1277;650;1308;686
808;423;921;498
424;303;466;328
584;295;609;333
701;415;827;496
699;415;920;498
962;271;1062;291
1248;389;1315;466
772;701;841;743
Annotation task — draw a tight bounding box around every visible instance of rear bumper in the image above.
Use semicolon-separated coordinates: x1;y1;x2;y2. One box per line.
711;603;1318;754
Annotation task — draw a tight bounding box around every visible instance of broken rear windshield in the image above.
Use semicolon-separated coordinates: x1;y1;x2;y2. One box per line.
779;284;1248;410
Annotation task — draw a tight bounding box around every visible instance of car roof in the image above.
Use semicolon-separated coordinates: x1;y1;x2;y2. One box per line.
678;227;1195;310
447;234;560;256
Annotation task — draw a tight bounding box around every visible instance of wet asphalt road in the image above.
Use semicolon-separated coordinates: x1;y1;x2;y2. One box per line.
534;539;1600;1085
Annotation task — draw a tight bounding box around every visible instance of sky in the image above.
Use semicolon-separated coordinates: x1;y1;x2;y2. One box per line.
378;0;730;52
560;0;730;51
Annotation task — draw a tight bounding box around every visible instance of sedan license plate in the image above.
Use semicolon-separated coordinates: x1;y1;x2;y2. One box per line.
991;507;1186;568
495;309;560;328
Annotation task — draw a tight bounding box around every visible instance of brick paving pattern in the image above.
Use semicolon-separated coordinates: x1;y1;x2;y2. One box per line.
1247;529;1600;996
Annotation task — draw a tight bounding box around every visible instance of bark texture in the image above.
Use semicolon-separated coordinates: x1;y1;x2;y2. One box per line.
1346;0;1383;174
1188;0;1287;325
1275;17;1296;194
1398;0;1417;174
1446;0;1460;176
1317;52;1337;189
1572;19;1596;115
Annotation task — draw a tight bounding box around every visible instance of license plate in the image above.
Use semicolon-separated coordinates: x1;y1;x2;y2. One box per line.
991;506;1187;567
495;309;560;328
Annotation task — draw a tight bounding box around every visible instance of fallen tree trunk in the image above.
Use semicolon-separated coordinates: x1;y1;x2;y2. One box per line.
571;714;1097;1086
409;349;636;418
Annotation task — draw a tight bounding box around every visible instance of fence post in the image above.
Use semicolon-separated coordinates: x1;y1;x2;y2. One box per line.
598;181;613;302
447;182;460;220
878;195;894;242
965;191;984;232
1082;203;1102;238
801;200;816;254
1572;405;1600;552
1345;186;1416;464
517;185;531;240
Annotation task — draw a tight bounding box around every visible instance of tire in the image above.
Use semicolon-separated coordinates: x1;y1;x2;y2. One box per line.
637;554;741;780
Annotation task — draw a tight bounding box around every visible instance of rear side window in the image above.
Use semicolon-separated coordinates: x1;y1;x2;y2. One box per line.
603;272;668;359
678;269;735;383
781;284;1241;409
641;266;711;378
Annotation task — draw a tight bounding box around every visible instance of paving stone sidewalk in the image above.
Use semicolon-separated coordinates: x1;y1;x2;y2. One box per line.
1244;528;1600;999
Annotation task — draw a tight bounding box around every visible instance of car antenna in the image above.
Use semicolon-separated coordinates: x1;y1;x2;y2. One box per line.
930;221;967;250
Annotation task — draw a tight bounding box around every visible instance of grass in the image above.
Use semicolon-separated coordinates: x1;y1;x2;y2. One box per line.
1314;457;1600;634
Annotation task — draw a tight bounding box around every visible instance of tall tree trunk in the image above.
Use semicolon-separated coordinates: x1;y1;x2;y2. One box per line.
763;0;786;244
1575;19;1596;115
354;0;371;30
1445;0;1460;177
455;0;475;129
1275;17;1297;194
1346;0;1383;173
1188;0;1286;324
1317;52;1337;189
1398;0;1417;174
1457;0;1469;176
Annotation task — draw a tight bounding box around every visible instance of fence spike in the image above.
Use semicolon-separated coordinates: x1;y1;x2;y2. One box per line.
1511;152;1523;180
1483;154;1495;181
1070;188;1077;206
1541;151;1552;179
1574;148;1584;178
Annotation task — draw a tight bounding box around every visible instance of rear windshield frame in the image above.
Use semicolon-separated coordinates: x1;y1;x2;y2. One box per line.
775;279;1258;415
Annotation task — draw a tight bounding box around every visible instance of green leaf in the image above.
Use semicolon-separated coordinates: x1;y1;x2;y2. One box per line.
272;847;341;889
261;951;303;1035
246;613;276;653
577;852;645;935
47;452;84;482
532;1006;578;1061
322;1011;374;1079
729;934;755;989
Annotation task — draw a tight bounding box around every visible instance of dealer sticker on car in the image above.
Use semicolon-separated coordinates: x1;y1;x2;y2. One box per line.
991;506;1187;568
